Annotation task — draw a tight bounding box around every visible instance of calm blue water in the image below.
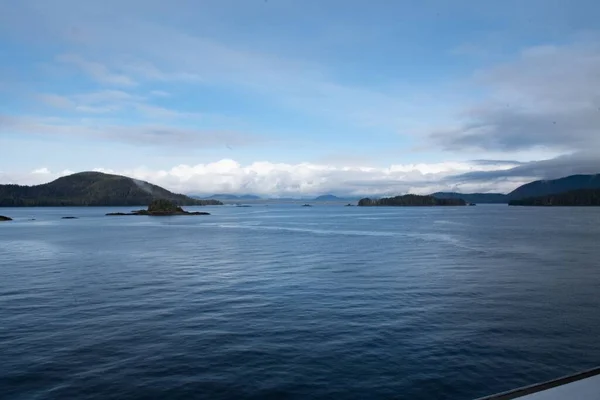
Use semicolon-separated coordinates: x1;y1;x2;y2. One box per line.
1;204;599;399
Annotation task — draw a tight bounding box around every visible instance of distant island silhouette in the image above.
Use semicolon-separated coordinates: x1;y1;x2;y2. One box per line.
358;194;466;206
313;194;342;201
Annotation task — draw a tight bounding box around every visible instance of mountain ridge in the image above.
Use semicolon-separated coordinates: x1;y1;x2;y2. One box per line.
507;174;600;199
432;174;600;203
0;171;222;207
314;194;343;201
509;188;600;206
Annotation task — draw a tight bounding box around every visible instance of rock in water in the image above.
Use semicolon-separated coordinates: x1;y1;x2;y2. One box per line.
61;216;78;219
0;215;12;221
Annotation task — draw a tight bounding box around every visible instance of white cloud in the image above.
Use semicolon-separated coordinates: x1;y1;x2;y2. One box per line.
35;89;202;119
56;54;136;86
134;104;202;119
36;94;73;109
72;90;140;104
19;7;442;133
0;114;261;147
36;89;139;112
150;90;170;97
8;158;524;196
4;1;459;149
73;105;117;114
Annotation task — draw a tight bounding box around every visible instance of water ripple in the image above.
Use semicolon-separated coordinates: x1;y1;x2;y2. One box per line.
1;205;600;399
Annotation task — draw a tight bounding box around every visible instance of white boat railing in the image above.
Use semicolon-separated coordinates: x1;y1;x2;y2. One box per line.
475;366;600;399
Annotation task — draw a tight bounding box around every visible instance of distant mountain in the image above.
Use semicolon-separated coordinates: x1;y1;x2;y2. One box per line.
238;194;261;200
431;192;508;204
358;194;466;206
274;197;313;200
205;194;261;200
0;171;222;207
314;194;342;201
509;188;600;206
207;194;239;200
508;174;600;200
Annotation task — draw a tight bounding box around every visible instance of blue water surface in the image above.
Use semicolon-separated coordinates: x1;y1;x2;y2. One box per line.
1;204;599;399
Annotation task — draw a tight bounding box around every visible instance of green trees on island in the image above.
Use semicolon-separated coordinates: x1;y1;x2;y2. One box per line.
509;189;600;206
106;199;211;216
431;192;508;204
508;174;600;200
358;194;466;206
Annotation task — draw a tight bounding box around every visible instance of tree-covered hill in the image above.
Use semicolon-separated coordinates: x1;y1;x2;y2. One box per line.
0;171;222;207
508;188;600;206
508;174;600;200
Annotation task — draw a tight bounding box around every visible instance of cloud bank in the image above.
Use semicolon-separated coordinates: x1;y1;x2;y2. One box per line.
430;42;600;153
0;158;546;197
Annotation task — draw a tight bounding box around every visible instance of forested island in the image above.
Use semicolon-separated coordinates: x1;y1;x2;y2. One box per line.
509;189;600;206
358;194;466;206
106;199;211;216
0;172;222;207
431;192;508;204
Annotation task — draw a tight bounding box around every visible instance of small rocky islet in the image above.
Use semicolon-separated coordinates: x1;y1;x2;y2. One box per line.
0;215;12;221
106;199;211;216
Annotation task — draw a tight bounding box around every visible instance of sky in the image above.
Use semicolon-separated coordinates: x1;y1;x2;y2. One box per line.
1;0;600;196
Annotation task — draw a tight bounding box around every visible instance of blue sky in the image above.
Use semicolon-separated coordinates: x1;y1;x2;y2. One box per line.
1;0;600;195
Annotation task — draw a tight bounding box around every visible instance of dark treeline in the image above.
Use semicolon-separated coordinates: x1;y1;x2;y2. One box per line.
431;192;508;204
509;189;600;206
358;194;466;206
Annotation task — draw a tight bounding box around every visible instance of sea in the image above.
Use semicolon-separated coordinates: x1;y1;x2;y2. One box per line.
1;204;599;400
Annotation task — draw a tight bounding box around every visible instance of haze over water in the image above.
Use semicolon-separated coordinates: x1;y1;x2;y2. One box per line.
1;205;599;399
